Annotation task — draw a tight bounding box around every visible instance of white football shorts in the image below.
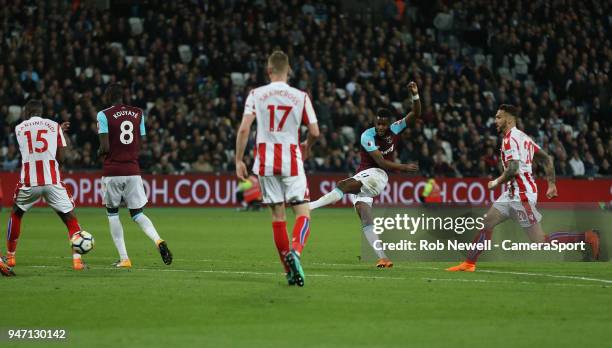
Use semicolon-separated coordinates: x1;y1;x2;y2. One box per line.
348;168;389;207
14;183;75;213
102;176;148;210
492;190;542;228
258;174;310;205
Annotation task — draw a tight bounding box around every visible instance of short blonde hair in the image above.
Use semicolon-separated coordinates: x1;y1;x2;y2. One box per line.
267;50;289;75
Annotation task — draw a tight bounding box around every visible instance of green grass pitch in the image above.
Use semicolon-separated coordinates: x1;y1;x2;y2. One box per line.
0;207;610;347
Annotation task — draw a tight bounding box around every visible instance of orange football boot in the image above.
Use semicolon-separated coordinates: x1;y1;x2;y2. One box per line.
0;258;15;276
72;258;86;271
6;253;15;267
584;229;600;260
376;258;393;268
113;259;132;268
446;261;476;272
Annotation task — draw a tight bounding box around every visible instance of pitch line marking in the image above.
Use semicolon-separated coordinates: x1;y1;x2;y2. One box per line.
311;263;612;285
18;265;609;288
400;266;612;285
476;269;612;284
20;256;612;285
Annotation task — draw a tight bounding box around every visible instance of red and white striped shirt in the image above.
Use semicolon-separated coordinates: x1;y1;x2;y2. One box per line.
244;81;317;176
500;127;540;200
15;117;67;187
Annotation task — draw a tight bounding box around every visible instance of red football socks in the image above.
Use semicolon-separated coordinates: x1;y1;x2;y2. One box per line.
291;216;310;256
65;217;81;239
466;228;493;264
6;212;22;253
545;232;585;243
272;221;290;272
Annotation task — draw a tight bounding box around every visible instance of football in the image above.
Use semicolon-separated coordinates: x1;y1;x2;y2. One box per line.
70;231;95;254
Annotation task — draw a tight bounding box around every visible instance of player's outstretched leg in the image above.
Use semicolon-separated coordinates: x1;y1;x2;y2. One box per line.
106;208;131;268
58;211;86;271
130;209;172;265
309;177;362;210
525;221;602;261
6;206;24;267
544;230;600;260
309;187;344;210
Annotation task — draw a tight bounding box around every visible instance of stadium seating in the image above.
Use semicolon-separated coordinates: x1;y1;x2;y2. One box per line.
0;0;609;177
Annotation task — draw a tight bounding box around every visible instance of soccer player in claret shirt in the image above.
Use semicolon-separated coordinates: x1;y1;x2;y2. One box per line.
309;82;421;268
447;104;600;272
97;84;172;268
235;51;320;287
5;100;90;273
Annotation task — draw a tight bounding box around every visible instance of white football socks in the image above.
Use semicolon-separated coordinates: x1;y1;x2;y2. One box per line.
108;215;129;260
309;188;344;210
133;213;161;244
363;224;387;259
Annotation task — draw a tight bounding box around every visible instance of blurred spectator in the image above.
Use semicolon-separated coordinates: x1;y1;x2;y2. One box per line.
2;145;20;171
192;154;214;173
568;151;585;177
583;152;598;177
432;150;455;177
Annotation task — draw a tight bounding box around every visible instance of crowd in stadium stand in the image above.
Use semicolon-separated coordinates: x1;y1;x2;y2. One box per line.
0;0;610;178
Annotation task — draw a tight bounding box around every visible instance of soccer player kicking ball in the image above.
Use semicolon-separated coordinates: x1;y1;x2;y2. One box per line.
97;84;172;268
235;51;320;287
447;105;600;272
5;100;90;271
309;82;421;268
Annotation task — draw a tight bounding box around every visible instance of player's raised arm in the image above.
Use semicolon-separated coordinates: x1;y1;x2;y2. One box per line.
402;81;421;127
533;147;558;198
235;112;256;180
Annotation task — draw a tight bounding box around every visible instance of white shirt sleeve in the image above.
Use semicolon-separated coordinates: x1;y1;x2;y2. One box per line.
302;93;317;124
58;124;67;147
243;90;256;117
